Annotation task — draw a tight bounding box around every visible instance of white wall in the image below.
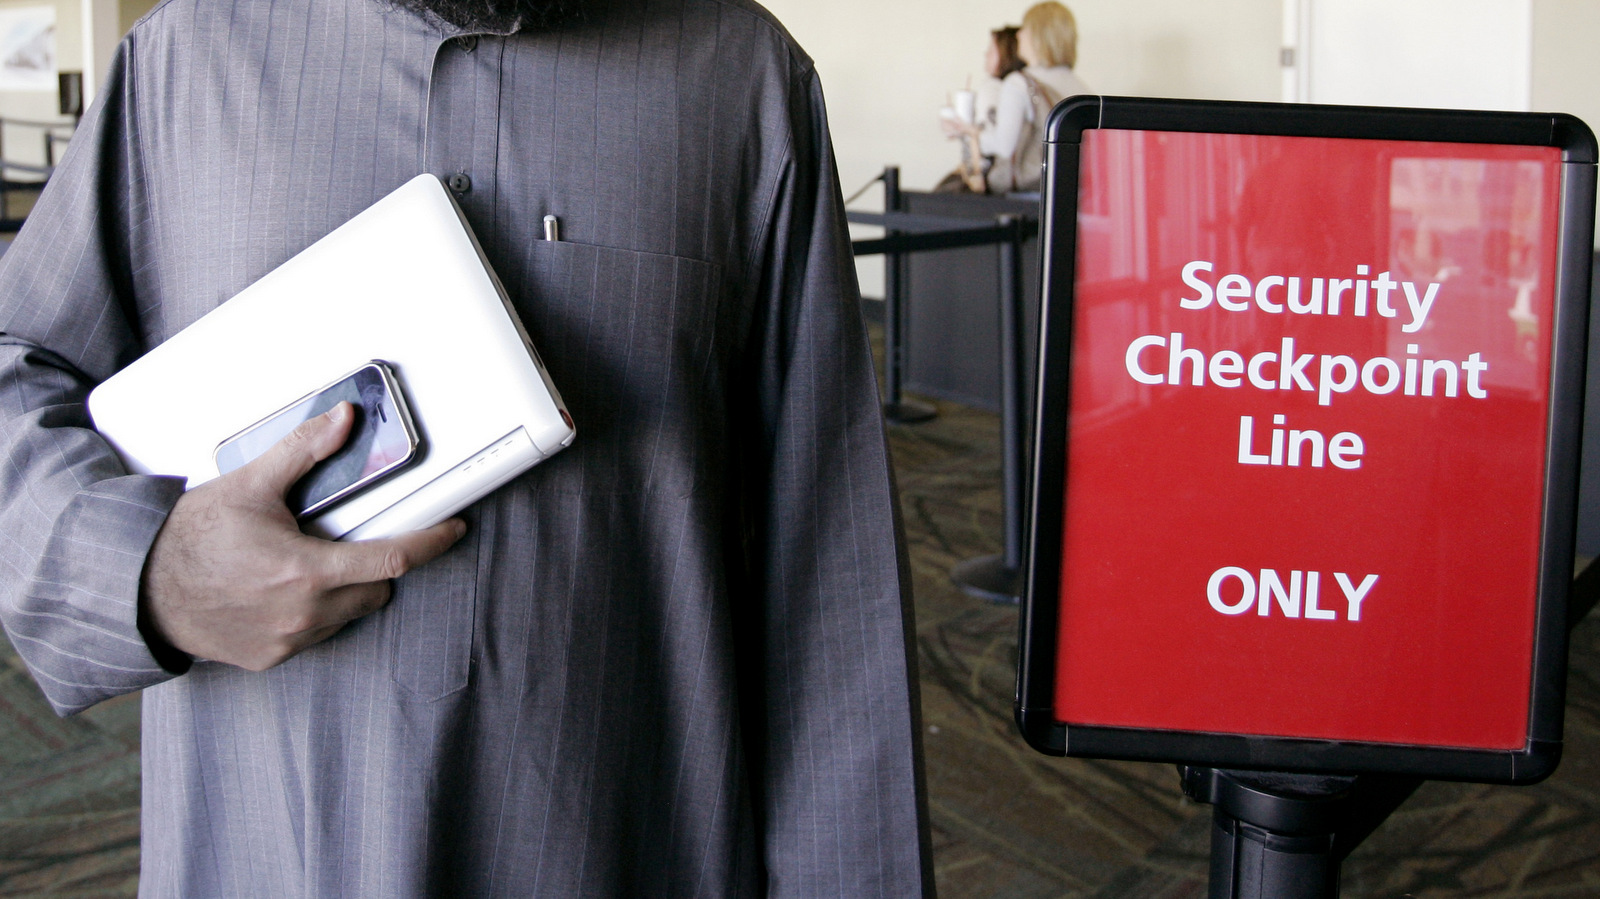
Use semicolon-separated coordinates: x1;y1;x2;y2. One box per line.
1298;0;1533;110
1532;0;1600;138
764;0;1600;294
768;0;1280;294
0;0;79;157
764;0;1282;197
1289;0;1600;125
763;0;1282;296
0;0;156;170
3;0;1598;236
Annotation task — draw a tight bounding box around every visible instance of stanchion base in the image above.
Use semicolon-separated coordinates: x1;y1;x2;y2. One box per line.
951;554;1020;603
884;399;938;424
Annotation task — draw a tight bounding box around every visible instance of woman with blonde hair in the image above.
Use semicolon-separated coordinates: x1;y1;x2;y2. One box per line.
949;1;1088;192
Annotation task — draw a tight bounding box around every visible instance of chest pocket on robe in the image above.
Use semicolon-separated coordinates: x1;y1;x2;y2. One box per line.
509;240;727;499
389;512;481;700
387;241;724;700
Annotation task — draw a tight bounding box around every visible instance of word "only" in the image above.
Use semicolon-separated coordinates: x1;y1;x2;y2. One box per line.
1207;567;1378;621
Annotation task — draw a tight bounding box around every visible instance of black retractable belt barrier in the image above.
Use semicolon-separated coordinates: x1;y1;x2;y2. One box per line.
948;214;1030;603
863;167;936;425
848;178;1038;602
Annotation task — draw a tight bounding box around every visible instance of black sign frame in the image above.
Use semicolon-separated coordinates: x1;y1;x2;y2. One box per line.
1016;96;1597;783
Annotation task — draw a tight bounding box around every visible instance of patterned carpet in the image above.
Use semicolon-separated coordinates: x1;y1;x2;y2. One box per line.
0;651;140;896
1;379;1599;897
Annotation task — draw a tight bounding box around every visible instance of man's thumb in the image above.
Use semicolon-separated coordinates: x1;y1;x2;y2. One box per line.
241;402;354;499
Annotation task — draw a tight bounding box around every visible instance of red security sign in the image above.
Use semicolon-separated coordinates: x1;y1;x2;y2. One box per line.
1051;128;1563;751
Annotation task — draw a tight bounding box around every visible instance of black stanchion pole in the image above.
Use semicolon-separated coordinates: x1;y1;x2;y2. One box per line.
1184;768;1348;899
1181;767;1423;898
879;166;937;424
952;214;1027;602
997;214;1027;575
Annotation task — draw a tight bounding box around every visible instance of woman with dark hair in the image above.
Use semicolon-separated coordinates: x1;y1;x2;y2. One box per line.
979;26;1026;129
939;25;1026;192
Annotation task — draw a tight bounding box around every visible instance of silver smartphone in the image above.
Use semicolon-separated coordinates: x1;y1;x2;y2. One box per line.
214;361;421;518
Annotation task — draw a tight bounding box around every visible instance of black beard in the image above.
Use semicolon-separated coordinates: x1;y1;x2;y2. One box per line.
389;0;580;31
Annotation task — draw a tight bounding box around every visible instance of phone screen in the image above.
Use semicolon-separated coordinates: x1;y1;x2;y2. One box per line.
215;363;419;517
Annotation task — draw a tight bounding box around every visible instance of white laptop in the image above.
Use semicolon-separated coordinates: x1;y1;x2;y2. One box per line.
88;174;576;541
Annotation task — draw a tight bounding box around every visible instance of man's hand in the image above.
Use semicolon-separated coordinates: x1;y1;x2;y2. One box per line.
139;402;465;671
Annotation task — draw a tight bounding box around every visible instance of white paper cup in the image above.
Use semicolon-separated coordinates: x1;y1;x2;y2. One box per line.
953;89;977;124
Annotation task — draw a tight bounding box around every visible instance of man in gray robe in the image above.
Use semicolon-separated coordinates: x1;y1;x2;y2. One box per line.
0;0;933;894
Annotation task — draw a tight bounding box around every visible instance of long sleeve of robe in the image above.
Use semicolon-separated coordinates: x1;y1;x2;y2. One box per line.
0;0;933;895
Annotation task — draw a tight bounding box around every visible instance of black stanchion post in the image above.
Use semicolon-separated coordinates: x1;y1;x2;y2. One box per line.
951;213;1027;602
1183;768;1352;899
878;166;937;424
998;213;1027;575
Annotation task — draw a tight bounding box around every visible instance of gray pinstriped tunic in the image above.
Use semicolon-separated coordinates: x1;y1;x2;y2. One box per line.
0;0;931;894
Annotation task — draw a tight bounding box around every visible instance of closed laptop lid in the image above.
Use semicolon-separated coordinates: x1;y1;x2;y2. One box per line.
88;173;575;539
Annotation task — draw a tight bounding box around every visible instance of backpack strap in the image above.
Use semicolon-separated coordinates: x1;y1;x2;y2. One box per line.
1016;71;1064;123
995;72;1064;191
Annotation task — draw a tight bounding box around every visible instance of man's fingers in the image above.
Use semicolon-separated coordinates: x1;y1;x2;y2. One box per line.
310;582;393;630
233;574;396;671
316;518;468;588
299;623;347;648
271;520;465;658
242;402;355;498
